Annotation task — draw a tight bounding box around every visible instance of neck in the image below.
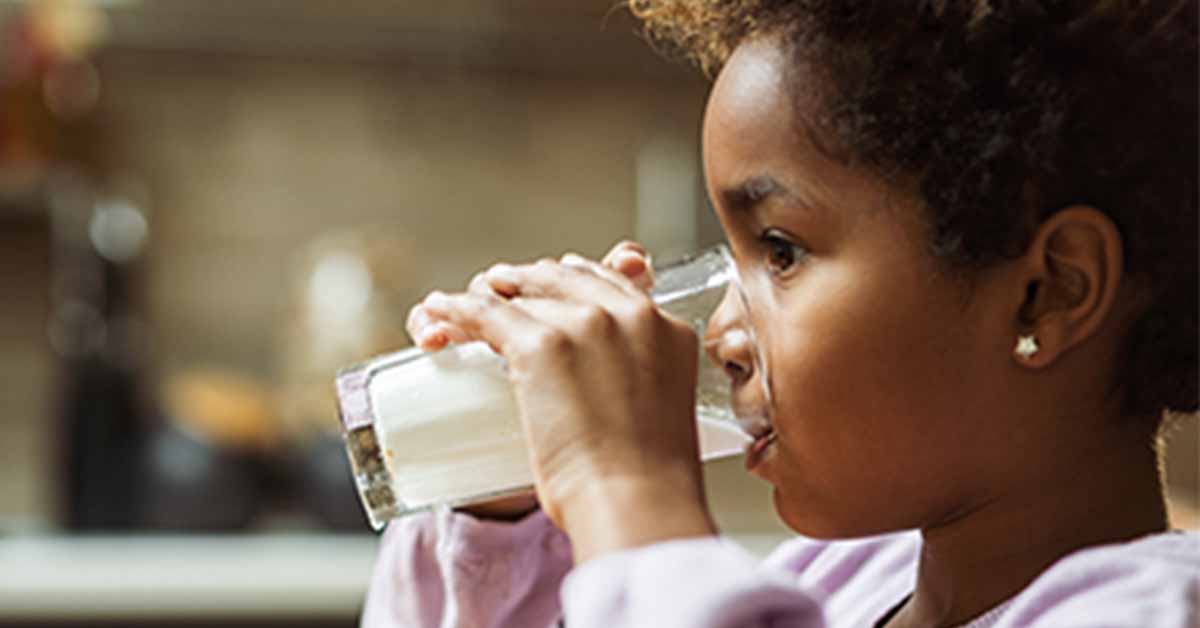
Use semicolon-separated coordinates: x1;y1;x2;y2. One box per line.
891;420;1168;628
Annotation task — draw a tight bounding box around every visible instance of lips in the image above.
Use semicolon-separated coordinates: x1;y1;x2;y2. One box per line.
744;429;776;471
733;413;776;471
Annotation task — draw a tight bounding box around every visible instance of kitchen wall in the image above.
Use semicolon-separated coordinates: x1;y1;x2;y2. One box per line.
97;50;709;376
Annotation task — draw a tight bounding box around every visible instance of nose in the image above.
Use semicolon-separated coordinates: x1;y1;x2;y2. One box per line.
704;285;756;385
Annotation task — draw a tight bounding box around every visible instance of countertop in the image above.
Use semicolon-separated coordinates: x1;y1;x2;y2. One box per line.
0;533;379;621
0;531;790;622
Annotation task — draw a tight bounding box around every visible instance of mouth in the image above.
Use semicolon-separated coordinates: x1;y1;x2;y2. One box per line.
743;421;776;471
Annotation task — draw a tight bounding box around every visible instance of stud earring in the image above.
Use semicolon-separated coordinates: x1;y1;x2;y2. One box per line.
1014;334;1039;360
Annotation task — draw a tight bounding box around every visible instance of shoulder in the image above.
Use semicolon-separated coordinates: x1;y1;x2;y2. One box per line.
763;530;921;626
763;529;921;583
997;531;1199;628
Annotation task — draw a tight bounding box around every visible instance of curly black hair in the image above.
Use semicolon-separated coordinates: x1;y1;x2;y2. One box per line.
631;0;1198;419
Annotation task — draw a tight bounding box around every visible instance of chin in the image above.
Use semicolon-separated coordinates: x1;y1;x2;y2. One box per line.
772;487;899;540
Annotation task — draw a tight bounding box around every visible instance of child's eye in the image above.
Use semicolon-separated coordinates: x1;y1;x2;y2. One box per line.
761;230;808;275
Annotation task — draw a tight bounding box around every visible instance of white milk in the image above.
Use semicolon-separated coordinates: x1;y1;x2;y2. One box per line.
368;342;750;510
369;343;530;508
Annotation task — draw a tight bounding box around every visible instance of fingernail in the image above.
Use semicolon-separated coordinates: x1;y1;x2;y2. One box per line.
616;251;647;275
487;264;519;283
443;325;468;344
561;253;588;267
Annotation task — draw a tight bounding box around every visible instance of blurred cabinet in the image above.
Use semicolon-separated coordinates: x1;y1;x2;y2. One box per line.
0;203;54;527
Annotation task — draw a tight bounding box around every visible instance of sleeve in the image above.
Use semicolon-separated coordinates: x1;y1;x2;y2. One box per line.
360;507;573;628
560;536;827;628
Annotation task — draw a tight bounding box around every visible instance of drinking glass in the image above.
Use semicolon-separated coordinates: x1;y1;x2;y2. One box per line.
336;244;763;529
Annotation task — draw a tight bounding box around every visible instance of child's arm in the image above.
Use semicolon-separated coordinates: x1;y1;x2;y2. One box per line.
359;520;827;628
562;536;826;628
360;508;572;628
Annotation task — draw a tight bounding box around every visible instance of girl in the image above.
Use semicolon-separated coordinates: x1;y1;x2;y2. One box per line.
363;2;1198;627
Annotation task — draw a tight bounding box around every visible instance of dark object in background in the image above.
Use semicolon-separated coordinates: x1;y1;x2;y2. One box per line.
295;432;368;531
57;353;147;529
144;369;281;531
3;4;151;529
140;421;262;530
49;175;155;530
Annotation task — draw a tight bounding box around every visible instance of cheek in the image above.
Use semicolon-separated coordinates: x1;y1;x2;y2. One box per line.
758;262;988;534
764;263;948;419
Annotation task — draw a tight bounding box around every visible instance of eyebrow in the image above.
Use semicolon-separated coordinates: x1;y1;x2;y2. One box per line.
719;175;790;213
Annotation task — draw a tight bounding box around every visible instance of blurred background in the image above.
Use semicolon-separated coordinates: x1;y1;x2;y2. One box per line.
0;1;1194;626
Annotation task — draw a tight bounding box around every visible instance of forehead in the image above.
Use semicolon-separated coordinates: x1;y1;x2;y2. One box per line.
702;38;857;220
701;37;929;242
708;38;794;129
702;38;799;171
701;36;849;200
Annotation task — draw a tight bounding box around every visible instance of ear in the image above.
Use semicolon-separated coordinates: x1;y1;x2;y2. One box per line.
1011;206;1124;369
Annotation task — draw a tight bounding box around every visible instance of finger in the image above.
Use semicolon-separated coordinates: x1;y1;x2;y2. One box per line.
485;259;640;305
420;291;547;356
600;240;649;266
406;304;433;343
601;241;654;292
611;250;655;292
512;296;615;337
417;263;518;351
419;322;465;350
511;295;695;371
470;265;519;298
560;252;641;296
407;304;467;349
422;291;633;363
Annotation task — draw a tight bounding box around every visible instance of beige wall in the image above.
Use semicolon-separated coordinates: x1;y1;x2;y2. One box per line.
97;51;709;375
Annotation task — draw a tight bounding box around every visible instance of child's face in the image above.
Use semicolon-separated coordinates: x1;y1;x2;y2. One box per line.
703;37;1021;537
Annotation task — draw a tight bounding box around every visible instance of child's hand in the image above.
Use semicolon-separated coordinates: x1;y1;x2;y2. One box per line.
411;242;654;523
406;241;654;351
408;242;715;561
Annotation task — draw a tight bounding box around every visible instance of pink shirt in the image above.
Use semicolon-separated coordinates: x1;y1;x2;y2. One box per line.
361;508;1198;628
